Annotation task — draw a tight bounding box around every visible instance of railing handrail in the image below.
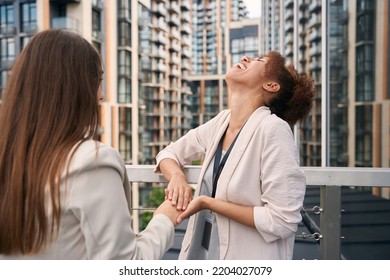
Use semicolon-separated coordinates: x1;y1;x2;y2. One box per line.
126;165;390;260
126;165;390;187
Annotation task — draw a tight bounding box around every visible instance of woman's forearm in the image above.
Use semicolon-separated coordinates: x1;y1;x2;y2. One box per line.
182;196;255;228
159;158;186;181
205;197;255;228
159;158;193;210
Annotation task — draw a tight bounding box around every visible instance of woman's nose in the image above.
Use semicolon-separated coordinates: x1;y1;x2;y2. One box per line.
98;89;105;101
240;56;250;63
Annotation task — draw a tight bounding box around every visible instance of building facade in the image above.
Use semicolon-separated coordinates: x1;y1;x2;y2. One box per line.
262;0;389;182
188;0;256;127
0;0;194;168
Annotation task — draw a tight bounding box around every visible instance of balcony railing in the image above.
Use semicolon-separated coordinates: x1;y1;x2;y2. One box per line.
126;165;390;260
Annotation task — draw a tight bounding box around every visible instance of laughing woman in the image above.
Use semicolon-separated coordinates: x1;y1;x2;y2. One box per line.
155;51;316;259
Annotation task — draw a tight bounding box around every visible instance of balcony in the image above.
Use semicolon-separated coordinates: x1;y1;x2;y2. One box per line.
170;2;180;14
309;0;321;14
126;166;390;260
52;16;79;31
285;0;293;8
91;0;103;10
181;0;190;11
153;3;167;17
0;25;16;36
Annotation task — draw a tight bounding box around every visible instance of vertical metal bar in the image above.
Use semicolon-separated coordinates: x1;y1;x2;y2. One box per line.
131;0;139;233
293;0;300;145
320;185;341;259
321;0;330;167
279;1;285;53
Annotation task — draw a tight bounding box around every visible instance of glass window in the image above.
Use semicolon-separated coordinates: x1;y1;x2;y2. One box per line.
118;107;132;163
20;36;31;50
92;9;101;40
244;36;257;52
1;37;15;61
0;4;14;25
118;0;131;19
118;50;131;76
118;77;131;103
356;45;374;101
21;2;37;33
357;0;375;14
0;70;8;99
355;105;372;167
118;21;131;46
356;14;374;41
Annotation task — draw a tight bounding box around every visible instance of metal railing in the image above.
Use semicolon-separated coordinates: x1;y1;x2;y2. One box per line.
126;165;390;260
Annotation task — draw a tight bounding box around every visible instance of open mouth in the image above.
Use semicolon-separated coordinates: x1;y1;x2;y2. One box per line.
235;62;247;70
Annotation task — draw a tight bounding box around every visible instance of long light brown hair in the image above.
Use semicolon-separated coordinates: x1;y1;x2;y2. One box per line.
0;29;102;254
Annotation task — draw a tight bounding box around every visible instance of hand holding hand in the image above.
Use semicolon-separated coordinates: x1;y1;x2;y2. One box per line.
165;173;193;211
177;196;210;224
154;200;183;227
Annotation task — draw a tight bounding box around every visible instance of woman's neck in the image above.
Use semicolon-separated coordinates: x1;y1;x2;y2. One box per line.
228;91;264;131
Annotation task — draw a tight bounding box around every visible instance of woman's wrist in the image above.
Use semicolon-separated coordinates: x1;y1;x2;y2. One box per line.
170;171;186;180
201;196;213;211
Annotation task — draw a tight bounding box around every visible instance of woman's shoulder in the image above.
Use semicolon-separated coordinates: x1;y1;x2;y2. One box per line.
75;139;120;157
263;112;291;130
69;140;125;173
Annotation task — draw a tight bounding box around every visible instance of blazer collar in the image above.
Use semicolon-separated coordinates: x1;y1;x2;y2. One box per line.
196;107;271;197
213;106;270;200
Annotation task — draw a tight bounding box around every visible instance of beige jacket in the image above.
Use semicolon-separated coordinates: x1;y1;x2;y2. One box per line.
155;107;306;259
2;140;174;260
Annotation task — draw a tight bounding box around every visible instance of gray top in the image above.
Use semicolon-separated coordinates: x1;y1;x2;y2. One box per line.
185;152;224;259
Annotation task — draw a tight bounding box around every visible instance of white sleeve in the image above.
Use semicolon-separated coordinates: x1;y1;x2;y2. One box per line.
254;118;306;243
154;110;229;173
68;145;174;259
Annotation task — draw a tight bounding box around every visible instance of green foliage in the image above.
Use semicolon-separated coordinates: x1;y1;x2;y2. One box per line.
139;187;165;231
148;187;165;207
191;160;202;165
139;211;153;231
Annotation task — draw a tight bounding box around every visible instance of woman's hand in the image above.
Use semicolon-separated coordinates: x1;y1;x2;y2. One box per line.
177;196;210;224
165;172;193;211
176;196;256;228
154;200;184;227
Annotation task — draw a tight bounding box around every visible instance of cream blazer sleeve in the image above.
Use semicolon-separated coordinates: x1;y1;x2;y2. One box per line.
66;142;174;259
254;117;306;242
154;110;229;172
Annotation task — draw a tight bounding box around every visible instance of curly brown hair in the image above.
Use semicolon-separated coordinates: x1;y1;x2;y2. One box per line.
263;51;316;127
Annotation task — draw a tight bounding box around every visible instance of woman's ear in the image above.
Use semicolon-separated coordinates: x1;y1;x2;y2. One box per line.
262;81;280;93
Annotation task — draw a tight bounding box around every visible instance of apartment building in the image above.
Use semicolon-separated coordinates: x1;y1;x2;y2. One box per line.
262;0;389;179
188;0;256;127
0;0;194;167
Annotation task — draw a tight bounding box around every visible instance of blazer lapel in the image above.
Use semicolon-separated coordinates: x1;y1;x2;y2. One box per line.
215;106;271;199
194;111;231;196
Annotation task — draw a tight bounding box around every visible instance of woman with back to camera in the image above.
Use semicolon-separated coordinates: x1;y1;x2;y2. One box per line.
0;29;182;260
154;51;316;259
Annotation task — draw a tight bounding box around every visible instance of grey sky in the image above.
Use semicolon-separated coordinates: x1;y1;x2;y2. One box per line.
243;0;261;18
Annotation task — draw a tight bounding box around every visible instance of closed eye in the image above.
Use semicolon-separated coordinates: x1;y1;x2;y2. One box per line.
254;56;269;64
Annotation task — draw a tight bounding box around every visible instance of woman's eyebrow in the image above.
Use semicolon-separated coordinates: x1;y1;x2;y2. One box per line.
254;55;265;61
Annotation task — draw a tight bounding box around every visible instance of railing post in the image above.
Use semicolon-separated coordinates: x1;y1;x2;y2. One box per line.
320;185;341;259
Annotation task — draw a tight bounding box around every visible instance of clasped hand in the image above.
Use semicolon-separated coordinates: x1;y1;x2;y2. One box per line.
164;174;210;224
164;173;193;211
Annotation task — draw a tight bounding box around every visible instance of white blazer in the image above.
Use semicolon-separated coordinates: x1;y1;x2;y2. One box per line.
155;107;306;259
2;140;174;260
